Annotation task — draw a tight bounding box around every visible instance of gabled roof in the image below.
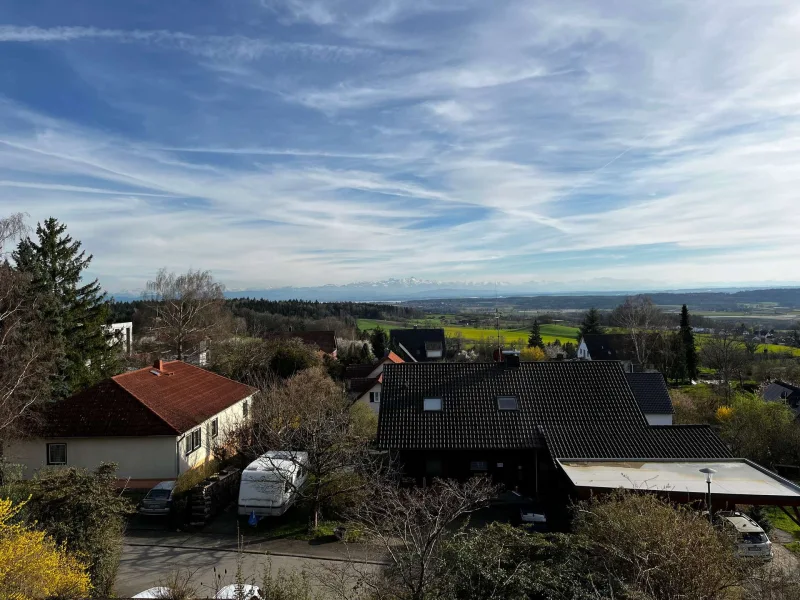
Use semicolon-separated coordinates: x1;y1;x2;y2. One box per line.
348;375;382;396
292;331;337;354
626;372;674;415
344;351;405;381
38;361;256;437
763;381;800;403
581;334;639;362
389;328;446;362
377;361;731;460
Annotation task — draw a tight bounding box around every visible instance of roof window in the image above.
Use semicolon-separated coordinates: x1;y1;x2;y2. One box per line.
497;396;518;410
424;397;442;411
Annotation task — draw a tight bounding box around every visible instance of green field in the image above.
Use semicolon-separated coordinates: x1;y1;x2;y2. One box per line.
694;334;800;357
357;319;580;345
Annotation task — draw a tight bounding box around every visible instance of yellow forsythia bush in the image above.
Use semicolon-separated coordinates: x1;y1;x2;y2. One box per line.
0;497;91;599
716;405;734;422
520;346;547;361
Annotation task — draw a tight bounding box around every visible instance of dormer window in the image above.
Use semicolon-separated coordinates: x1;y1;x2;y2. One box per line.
424;397;442;411
497;396;518;411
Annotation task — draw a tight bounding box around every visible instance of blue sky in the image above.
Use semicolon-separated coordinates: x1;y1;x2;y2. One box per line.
2;0;800;293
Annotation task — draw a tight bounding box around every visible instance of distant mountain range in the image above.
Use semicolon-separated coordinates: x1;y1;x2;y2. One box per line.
109;277;800;302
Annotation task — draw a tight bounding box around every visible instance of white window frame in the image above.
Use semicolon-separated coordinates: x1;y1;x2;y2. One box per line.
423;397;442;411
211;418;219;439
497;396;519;411
470;460;489;472
370;391;381;403
47;443;67;466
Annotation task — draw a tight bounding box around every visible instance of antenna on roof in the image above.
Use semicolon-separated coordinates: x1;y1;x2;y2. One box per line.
495;281;501;358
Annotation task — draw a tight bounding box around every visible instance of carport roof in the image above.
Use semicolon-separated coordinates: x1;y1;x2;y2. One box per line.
558;459;800;504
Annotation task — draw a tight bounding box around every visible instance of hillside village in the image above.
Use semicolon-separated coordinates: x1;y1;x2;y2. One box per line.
2;215;800;599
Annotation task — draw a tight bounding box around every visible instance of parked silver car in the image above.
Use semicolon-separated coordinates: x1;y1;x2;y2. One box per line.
138;480;176;516
716;511;773;560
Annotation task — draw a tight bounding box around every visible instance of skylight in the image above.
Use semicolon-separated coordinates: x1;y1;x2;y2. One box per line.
423;397;442;411
497;396;518;410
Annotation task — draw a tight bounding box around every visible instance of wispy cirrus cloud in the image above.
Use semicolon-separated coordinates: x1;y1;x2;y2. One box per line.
0;0;799;292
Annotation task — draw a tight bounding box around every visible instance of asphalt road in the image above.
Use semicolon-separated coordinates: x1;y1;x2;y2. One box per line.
116;544;377;598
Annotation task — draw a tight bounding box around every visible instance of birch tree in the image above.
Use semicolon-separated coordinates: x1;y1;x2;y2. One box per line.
143;268;228;361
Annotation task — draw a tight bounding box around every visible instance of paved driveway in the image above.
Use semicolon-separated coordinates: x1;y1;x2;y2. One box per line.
116;544;376;598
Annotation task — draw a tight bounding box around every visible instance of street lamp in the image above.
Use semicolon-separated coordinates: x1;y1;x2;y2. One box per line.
699;467;716;523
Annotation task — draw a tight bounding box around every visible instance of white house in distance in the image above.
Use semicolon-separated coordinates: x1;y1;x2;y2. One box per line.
625;372;674;426
4;360;255;487
345;351;404;413
105;321;133;356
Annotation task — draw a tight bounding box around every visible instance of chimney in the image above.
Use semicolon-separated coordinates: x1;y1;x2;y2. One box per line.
154;359;164;372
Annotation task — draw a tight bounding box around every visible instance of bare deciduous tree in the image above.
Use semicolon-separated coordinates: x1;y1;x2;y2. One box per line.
249;367;375;530
701;330;750;395
340;476;499;600
612;295;665;367
0;215;54;439
143;269;228;361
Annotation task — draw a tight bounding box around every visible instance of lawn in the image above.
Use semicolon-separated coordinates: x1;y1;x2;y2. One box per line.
357;318;580;345
764;507;800;540
694;334;800;357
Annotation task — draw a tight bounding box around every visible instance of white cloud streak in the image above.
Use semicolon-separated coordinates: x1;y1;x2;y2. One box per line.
1;1;800;291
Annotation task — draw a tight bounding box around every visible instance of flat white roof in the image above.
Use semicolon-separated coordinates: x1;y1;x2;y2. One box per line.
559;460;800;498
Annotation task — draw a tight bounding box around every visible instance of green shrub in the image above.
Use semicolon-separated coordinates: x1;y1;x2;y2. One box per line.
21;463;133;597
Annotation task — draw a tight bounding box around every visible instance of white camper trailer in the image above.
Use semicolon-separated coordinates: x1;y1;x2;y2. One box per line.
238;451;309;517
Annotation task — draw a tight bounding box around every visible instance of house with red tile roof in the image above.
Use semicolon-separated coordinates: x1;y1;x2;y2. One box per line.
4;360;256;487
344;351;404;413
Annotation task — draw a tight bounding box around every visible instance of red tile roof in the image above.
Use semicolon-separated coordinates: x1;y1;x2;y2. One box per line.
38;361;256;437
384;351;404;364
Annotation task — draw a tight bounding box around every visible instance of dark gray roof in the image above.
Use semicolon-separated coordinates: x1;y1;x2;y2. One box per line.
390;328;446;362
626;372;674;415
377;361;731;460
582;334;639;362
763;381;800;403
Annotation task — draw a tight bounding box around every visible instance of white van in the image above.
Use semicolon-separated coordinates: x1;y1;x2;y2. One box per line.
238;451;309;517
716;511;773;560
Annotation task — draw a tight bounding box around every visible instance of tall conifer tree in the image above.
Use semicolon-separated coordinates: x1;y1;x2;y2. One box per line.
14;218;117;398
580;308;605;337
680;304;698;380
528;318;544;349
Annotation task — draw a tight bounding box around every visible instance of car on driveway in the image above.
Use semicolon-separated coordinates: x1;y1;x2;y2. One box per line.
716;511;773;560
138;481;176;516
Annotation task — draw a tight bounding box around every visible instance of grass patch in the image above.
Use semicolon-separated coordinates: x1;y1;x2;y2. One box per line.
764;507;800;539
786;542;800;554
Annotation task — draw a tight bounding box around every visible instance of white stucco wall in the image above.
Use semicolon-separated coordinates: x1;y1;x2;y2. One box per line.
179;394;253;473
5;436;177;480
577;340;589;358
356;382;382;414
645;413;673;426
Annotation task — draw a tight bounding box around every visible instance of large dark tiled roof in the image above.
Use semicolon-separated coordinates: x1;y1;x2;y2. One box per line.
377;361;731;460
582;334;639;362
626;372;674;415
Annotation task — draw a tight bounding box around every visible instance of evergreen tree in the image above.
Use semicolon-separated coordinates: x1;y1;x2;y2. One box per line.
580;307;605;337
370;326;388;358
680;304;698;380
13;218;117;398
528;319;544;349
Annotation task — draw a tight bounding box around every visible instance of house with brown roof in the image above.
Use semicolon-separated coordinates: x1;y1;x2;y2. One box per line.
4;360;256;487
345;351;404;413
